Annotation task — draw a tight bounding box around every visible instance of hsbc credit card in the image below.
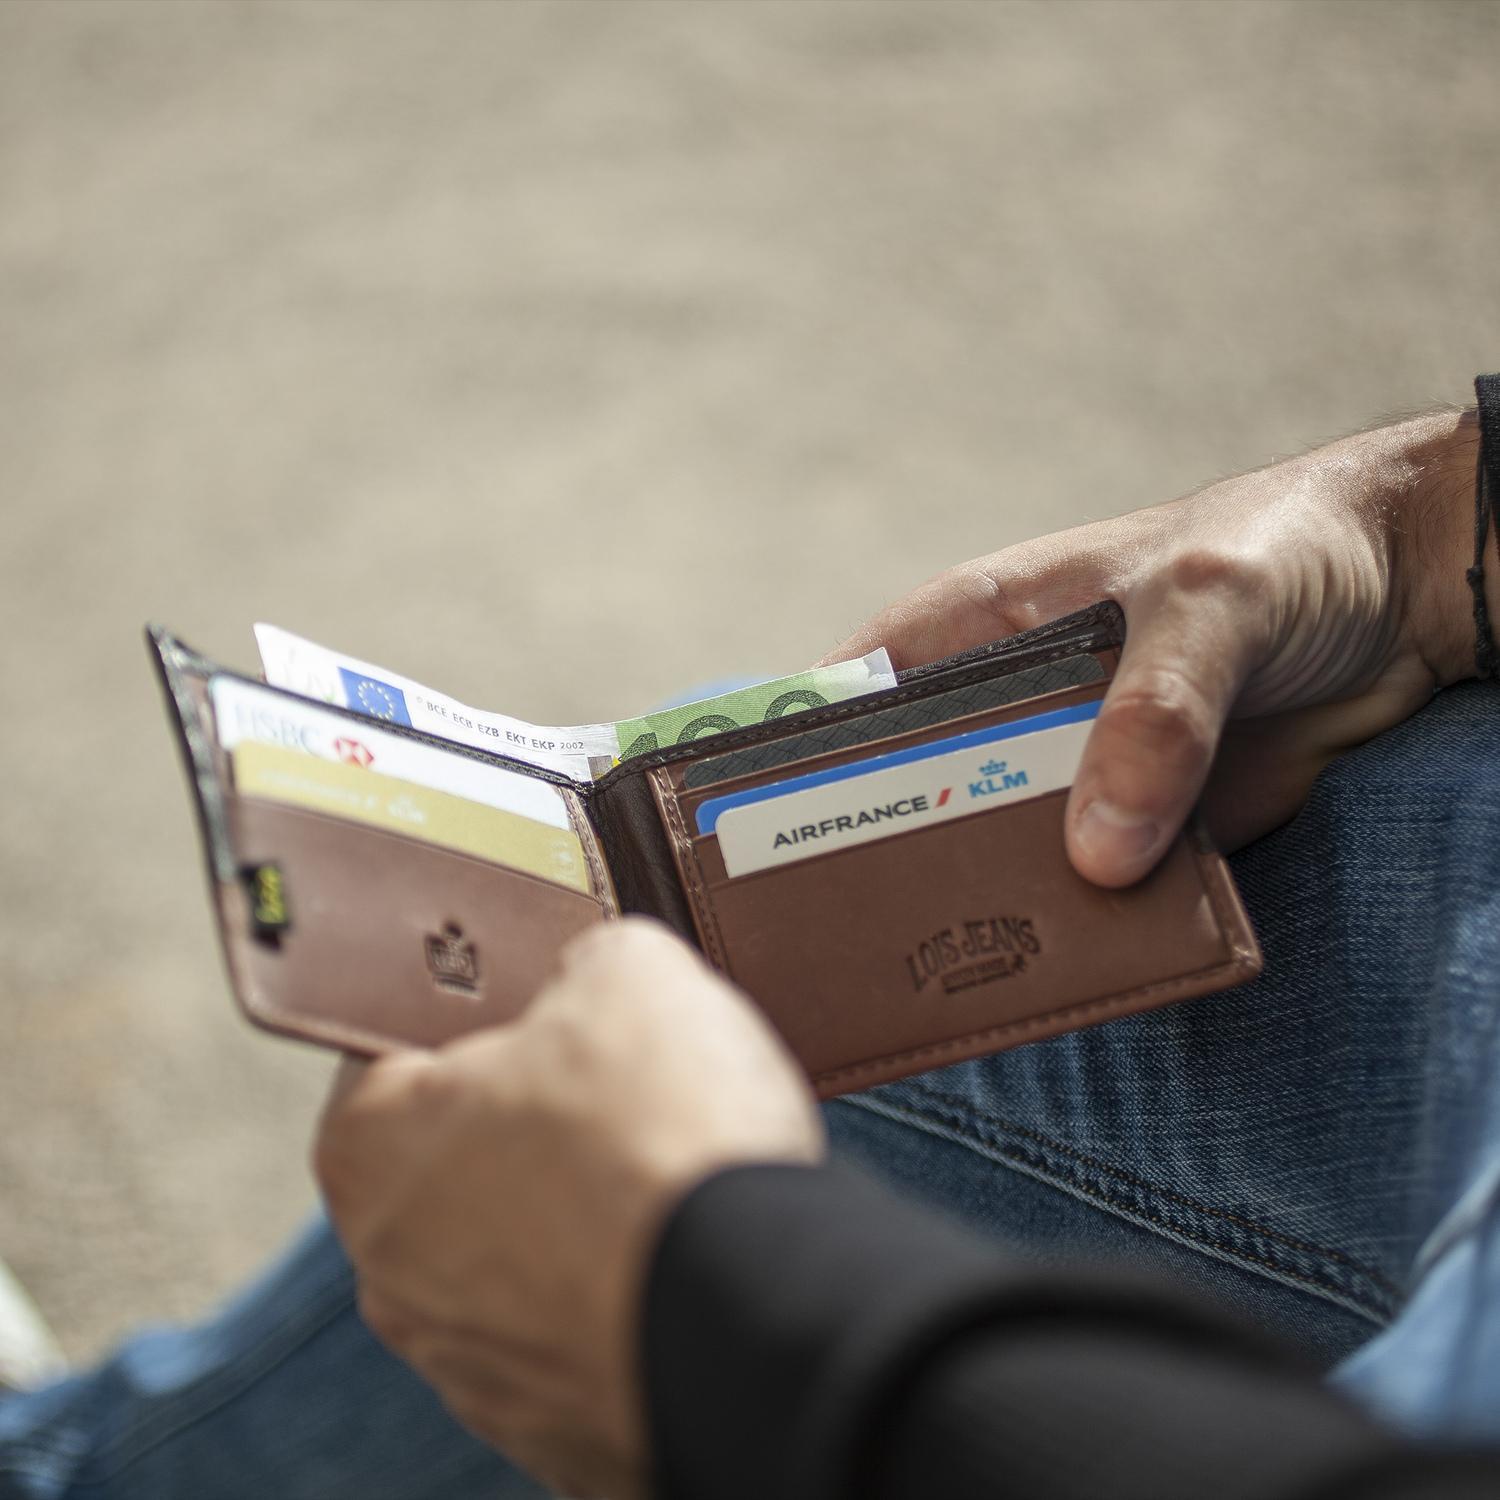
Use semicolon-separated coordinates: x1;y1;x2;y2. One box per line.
704;700;1100;878
210;675;571;831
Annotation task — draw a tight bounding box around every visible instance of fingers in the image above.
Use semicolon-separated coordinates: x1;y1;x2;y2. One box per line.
818;516;1268;887
539;917;764;1040
557;915;706;988
324;1054;371;1112
313;1049;439;1224
319;1049;432;1136
1065;575;1263;887
819;540;1112;671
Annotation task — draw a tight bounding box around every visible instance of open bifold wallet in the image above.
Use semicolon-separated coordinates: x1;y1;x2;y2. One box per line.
149;601;1260;1098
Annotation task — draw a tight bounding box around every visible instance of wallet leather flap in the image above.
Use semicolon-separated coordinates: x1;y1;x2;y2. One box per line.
639;612;1261;1097
147;627;616;1055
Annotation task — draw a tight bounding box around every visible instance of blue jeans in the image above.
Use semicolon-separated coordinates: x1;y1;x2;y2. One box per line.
5;683;1500;1497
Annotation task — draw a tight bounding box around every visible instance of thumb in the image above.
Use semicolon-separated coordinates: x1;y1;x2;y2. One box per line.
1065;595;1259;887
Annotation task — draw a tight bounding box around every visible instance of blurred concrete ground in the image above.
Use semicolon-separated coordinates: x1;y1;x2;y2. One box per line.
2;0;1499;1362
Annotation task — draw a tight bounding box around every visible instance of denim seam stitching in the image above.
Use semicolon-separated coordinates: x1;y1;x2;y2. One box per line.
850;1090;1400;1321
940;1093;1404;1297
900;1086;1404;1296
911;1085;1403;1306
854;1093;1392;1322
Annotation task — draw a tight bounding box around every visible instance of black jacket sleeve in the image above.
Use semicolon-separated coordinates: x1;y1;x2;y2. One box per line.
642;1163;1500;1500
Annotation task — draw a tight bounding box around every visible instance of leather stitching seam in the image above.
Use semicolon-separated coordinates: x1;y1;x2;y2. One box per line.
805;948;1253;1094
562;785;616;917
651;767;728;971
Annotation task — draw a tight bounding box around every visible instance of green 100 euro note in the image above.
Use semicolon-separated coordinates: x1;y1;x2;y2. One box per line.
612;648;896;762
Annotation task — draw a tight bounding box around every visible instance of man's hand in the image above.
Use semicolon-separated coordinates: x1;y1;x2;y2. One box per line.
824;411;1484;886
314;919;824;1500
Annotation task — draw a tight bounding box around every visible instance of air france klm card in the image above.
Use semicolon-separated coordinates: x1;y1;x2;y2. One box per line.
708;701;1100;879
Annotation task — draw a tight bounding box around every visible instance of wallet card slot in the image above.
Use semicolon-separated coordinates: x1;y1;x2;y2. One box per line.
666;681;1109;841
659;786;1257;1096
682;653;1107;791
217;795;609;1053
231;792;606;906
202;665;617;911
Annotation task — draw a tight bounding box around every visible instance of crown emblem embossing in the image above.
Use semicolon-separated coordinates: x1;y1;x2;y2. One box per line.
425;924;480;997
979;759;1008;777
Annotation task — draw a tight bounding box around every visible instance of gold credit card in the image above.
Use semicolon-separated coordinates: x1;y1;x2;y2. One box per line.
231;740;591;894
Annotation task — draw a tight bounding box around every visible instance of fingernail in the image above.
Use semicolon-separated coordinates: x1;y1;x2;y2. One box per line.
1073;799;1161;875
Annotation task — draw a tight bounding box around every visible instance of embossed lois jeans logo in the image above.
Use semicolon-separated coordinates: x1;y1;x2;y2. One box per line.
904;915;1041;995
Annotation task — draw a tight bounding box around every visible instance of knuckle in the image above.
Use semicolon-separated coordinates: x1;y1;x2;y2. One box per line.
931;563;1026;634
1104;671;1216;762
931;560;1001;603
531;1003;597;1075
373;1056;457;1132
604;915;673;955
344;1055;427;1122
568;915;676;972
1163;545;1268;600
559;918;619;970
399;1058;461;1116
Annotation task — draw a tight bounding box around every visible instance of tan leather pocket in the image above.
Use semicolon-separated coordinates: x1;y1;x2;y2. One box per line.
217;796;611;1053
655;771;1259;1097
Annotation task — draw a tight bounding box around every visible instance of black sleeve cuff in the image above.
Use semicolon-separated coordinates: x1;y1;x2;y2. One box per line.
641;1162;1406;1500
643;1161;1032;1500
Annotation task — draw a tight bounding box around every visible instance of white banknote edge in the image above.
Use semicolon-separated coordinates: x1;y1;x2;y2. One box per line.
254;623;613;780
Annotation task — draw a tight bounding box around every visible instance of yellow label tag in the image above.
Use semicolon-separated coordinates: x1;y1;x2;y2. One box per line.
248;862;290;931
232;741;590;895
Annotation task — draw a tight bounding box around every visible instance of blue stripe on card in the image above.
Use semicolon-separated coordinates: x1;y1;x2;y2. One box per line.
693;698;1102;836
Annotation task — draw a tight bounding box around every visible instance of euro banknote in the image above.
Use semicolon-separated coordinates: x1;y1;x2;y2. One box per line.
254;624;895;781
255;623;616;781
612;651;895;761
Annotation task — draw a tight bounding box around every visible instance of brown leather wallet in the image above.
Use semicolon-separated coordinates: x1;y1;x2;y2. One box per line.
148;602;1261;1097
